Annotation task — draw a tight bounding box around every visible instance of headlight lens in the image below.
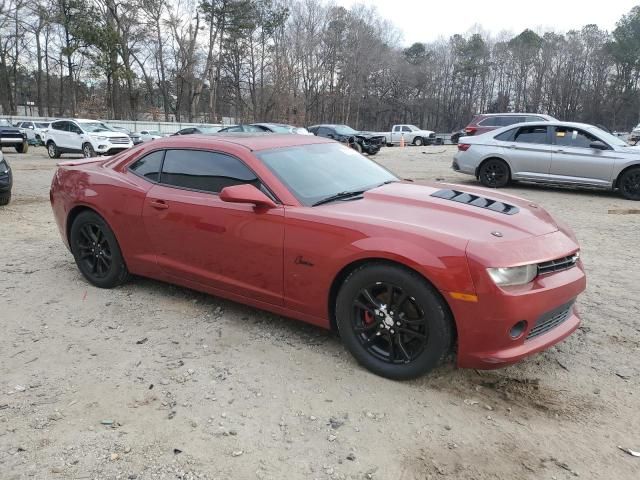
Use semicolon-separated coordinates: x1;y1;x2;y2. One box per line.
0;160;8;174
487;264;537;286
92;135;108;141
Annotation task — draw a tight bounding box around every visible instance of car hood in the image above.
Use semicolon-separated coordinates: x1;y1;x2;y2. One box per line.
0;125;21;134
317;182;559;243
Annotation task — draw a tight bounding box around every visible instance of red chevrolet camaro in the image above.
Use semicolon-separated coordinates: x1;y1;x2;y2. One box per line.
50;134;586;379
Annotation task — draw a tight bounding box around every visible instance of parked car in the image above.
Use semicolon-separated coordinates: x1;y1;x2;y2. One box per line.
173;125;223;135
453;120;640;200
0;119;29;153
50;134;586;379
379;124;436;146
450;129;465;145
308;124;385;155
629;123;640;145
217;124;265;133
138;130;165;142
462;113;556;137
109;126;143;145
251;123;312;135
16;120;51;145
45;119;133;158
0;151;12;205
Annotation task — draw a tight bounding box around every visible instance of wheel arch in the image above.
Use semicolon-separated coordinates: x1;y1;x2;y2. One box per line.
326;258;458;348
66;204;114;245
613;163;640;189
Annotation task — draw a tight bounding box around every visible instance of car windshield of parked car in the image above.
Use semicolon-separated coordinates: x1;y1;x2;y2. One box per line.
79;122;113;133
199;126;221;133
334;125;358;135
35;122;48;128
147;130;162;136
407;125;421;131
257;142;398;206
264;124;294;133
588;127;630;147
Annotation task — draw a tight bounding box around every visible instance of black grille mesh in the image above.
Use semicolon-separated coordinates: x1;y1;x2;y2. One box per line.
431;189;519;215
526;301;574;340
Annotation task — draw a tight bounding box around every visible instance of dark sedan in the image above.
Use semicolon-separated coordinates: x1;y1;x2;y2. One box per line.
308;124;384;155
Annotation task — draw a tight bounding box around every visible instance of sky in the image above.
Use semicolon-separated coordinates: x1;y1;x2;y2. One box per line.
334;0;639;45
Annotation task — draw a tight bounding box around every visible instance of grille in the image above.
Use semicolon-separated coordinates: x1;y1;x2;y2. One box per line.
431;189;519;215
428;132;436;138
110;136;131;145
538;254;579;275
526;301;574;340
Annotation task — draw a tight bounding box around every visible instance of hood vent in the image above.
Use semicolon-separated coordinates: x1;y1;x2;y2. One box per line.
431;189;519;215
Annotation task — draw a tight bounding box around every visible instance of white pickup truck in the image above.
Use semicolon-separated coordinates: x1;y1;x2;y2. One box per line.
379;124;436;146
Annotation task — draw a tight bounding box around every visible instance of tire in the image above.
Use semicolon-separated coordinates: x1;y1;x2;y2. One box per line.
0;191;10;206
414;137;424;146
69;210;130;288
618;167;640;201
47;142;60;159
15;141;28;154
352;142;363;154
82;143;96;158
367;149;379;156
336;263;453;380
478;158;510;188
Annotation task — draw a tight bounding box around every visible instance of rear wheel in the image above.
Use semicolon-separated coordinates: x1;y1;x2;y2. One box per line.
336;263;453;380
414;137;424;146
0;192;10;206
47;142;60;159
351;142;363;154
478;158;510;188
15;141;28;154
70;211;129;288
618;167;640;201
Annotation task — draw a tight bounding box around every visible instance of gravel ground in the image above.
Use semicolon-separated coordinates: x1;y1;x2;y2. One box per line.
0;144;639;480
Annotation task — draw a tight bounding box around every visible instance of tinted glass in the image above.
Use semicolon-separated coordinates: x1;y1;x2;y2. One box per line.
500;116;526;126
495;128;516;142
69;123;82;134
334;125;358;135
514;126;549;144
554;127;598;148
52;121;65;131
223;126;243;132
402;126;411;132
129;150;164;182
257;143;397;206
317;127;332;136
161;150;258;193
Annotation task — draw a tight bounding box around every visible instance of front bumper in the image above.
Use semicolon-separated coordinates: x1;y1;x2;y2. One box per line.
95;144;132;155
451;231;586;369
1;136;26;145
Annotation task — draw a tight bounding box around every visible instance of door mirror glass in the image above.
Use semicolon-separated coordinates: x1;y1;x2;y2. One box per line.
589;140;608;150
219;184;276;208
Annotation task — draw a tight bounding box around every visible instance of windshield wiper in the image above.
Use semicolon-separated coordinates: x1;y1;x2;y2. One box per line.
312;190;367;206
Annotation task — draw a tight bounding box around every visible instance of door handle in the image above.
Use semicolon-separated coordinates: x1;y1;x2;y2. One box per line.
150;199;169;210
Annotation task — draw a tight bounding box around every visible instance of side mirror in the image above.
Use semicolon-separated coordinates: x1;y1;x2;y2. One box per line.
590;140;608;150
29;125;34;129
219;184;276;209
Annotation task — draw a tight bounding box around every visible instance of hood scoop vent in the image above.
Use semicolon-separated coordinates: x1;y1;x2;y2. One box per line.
431;189;519;215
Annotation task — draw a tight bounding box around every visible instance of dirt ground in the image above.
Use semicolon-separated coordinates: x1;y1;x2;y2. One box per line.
1;144;639;480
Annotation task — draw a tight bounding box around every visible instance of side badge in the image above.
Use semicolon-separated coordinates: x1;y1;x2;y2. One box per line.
491;231;503;237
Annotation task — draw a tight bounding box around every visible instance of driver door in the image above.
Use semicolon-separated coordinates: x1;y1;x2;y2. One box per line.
142;149;285;305
67;122;84;151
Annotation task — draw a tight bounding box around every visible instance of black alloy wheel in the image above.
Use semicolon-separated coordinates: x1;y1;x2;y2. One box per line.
336;263;453;380
619;167;640;201
479;158;510;188
70;211;129;288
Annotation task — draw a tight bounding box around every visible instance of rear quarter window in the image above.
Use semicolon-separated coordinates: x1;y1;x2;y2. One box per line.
129;150;165;182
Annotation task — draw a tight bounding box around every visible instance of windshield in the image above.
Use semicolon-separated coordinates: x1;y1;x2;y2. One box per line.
0;119;13;127
257;143;397;206
35;122;48;128
199;126;221;133
588;127;629;147
147;130;162;136
79;122;113;133
334;125;358;135
407;125;420;131
264;124;294;133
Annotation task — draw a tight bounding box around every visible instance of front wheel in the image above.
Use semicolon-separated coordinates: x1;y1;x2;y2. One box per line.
478;158;510;188
618;167;640;201
351;142;363;154
15;141;28;154
70;211;130;288
336;263;453;380
0;191;10;206
47;142;60;159
413;137;424;146
83;143;96;158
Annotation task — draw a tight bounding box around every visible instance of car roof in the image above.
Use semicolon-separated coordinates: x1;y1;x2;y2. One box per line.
146;132;334;152
498;120;600;130
478;113;554;117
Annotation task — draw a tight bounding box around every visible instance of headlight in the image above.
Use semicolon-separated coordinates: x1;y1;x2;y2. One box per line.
0;160;8;174
93;136;108;141
487;264;537;286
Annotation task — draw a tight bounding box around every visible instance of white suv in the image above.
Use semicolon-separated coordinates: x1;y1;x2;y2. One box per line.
45;119;133;158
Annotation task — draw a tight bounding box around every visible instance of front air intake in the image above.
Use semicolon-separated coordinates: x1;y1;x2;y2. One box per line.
430;189;519;215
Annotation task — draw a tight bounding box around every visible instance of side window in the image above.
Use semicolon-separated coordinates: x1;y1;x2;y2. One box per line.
69;123;82;134
317;127;331;136
554;127;598;149
479;117;498;127
402;126;411;132
514;126;549;144
526;116;545;122
52;121;65;131
494;128;517;142
244;125;263;132
129;150;165;182
393;126;401;132
161;150;259;194
225;126;243;133
500;116;526;126
140;130;149;135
